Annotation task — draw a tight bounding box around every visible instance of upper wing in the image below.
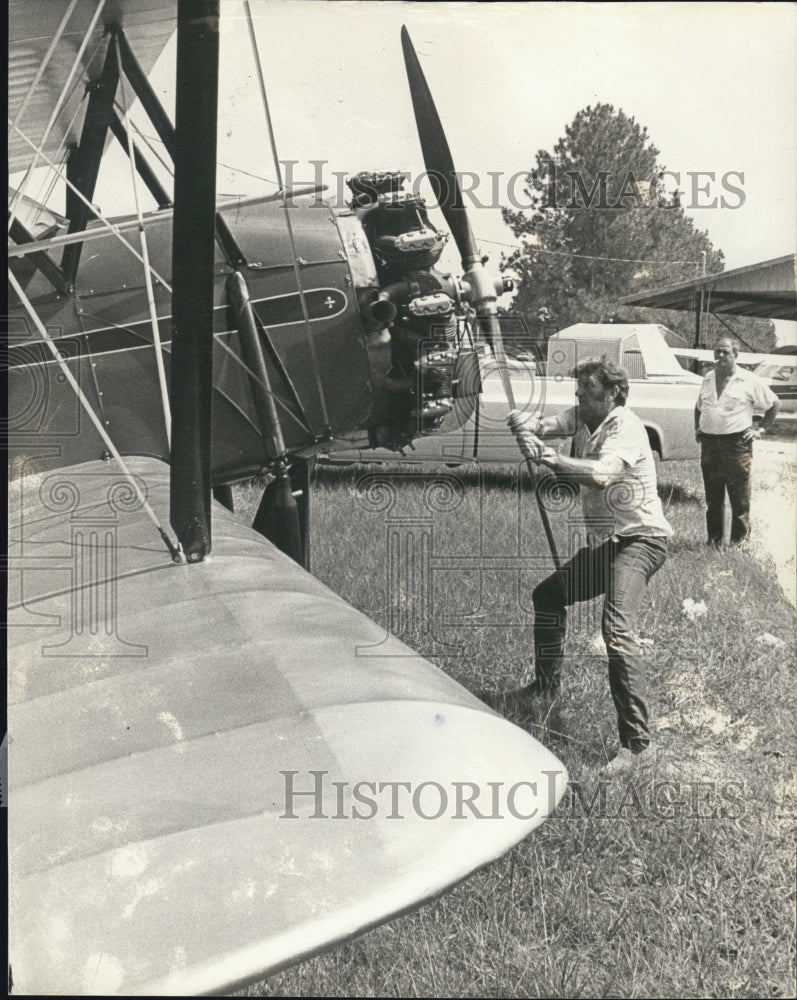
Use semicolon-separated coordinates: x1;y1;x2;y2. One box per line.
9;0;176;175
8;456;567;995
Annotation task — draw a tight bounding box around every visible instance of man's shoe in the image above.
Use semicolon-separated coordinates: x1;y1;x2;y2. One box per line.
527;677;560;697
497;684;540;719
602;743;658;775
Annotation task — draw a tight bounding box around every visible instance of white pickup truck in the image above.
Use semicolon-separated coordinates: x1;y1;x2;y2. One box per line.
328;323;703;465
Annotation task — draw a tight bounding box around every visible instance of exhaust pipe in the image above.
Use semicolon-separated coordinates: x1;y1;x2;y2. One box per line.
365;282;409;328
368;295;398;327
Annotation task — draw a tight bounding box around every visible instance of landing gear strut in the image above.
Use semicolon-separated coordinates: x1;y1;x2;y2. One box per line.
252;457;312;569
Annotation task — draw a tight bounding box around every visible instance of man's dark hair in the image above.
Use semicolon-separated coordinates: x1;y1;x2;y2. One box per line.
574;356;629;406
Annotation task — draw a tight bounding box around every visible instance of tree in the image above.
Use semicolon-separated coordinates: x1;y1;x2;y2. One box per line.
501;104;774;352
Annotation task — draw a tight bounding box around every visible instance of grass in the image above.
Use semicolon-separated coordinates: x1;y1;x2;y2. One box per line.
232;454;796;998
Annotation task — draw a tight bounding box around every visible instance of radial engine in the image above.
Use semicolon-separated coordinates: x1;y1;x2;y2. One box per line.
343;170;508;452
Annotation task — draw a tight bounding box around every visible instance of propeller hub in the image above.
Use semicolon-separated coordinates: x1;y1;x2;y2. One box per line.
460;262;504;314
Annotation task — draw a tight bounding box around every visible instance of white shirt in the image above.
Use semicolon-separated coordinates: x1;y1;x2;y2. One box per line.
547;406;673;545
697;367;778;435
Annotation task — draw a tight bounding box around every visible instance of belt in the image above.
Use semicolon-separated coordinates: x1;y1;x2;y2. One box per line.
700;430;749;439
611;533;669;545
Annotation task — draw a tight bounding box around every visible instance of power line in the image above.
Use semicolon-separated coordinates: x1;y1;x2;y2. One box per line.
479;237;702;266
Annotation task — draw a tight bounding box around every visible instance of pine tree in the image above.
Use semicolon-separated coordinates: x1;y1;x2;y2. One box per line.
501;104;774;351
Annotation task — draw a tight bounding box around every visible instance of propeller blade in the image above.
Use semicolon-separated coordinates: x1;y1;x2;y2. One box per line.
401;26;501;348
480;312;516;410
401;25;478;267
402;27;561;572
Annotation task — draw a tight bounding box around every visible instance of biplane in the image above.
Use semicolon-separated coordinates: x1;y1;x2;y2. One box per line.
8;1;567;993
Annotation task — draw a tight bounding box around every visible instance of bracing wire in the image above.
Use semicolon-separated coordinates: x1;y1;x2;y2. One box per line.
213;334;314;436
9;269;182;561
243;0;330;434
8;0;108;234
9;121;172;292
32;99;86;221
120;114;175;178
108;121;283;189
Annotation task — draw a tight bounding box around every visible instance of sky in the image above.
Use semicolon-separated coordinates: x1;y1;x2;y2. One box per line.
21;0;797;335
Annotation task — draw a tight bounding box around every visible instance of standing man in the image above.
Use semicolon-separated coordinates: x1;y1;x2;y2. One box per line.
695;337;780;546
507;357;672;774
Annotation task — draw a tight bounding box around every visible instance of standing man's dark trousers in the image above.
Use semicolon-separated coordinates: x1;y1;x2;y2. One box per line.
531;536;667;751
700;433;753;545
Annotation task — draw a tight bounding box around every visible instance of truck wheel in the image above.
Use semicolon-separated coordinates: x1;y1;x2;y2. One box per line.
646;429;662;464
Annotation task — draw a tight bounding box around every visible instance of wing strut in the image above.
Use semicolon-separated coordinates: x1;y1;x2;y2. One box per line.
115;34;173;447
114;26;177;160
108;111;171;208
169;0;220;562
115;25;252;271
227;271;305;565
62;35;120;284
8;218;67;294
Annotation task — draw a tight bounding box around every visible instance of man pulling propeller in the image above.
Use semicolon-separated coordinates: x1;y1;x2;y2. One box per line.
507;357;672;775
401;27;668;773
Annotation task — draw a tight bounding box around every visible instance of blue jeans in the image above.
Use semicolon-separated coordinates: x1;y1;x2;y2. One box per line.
532;535;668;751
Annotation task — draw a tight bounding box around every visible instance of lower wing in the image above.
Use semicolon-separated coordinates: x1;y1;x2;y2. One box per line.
8;456;567;995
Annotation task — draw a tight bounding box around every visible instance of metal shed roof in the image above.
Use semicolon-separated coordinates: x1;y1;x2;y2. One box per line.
621;254;797;320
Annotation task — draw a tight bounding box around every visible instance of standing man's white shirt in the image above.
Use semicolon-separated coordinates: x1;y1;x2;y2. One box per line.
694;338;780;546
697;368;778;435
